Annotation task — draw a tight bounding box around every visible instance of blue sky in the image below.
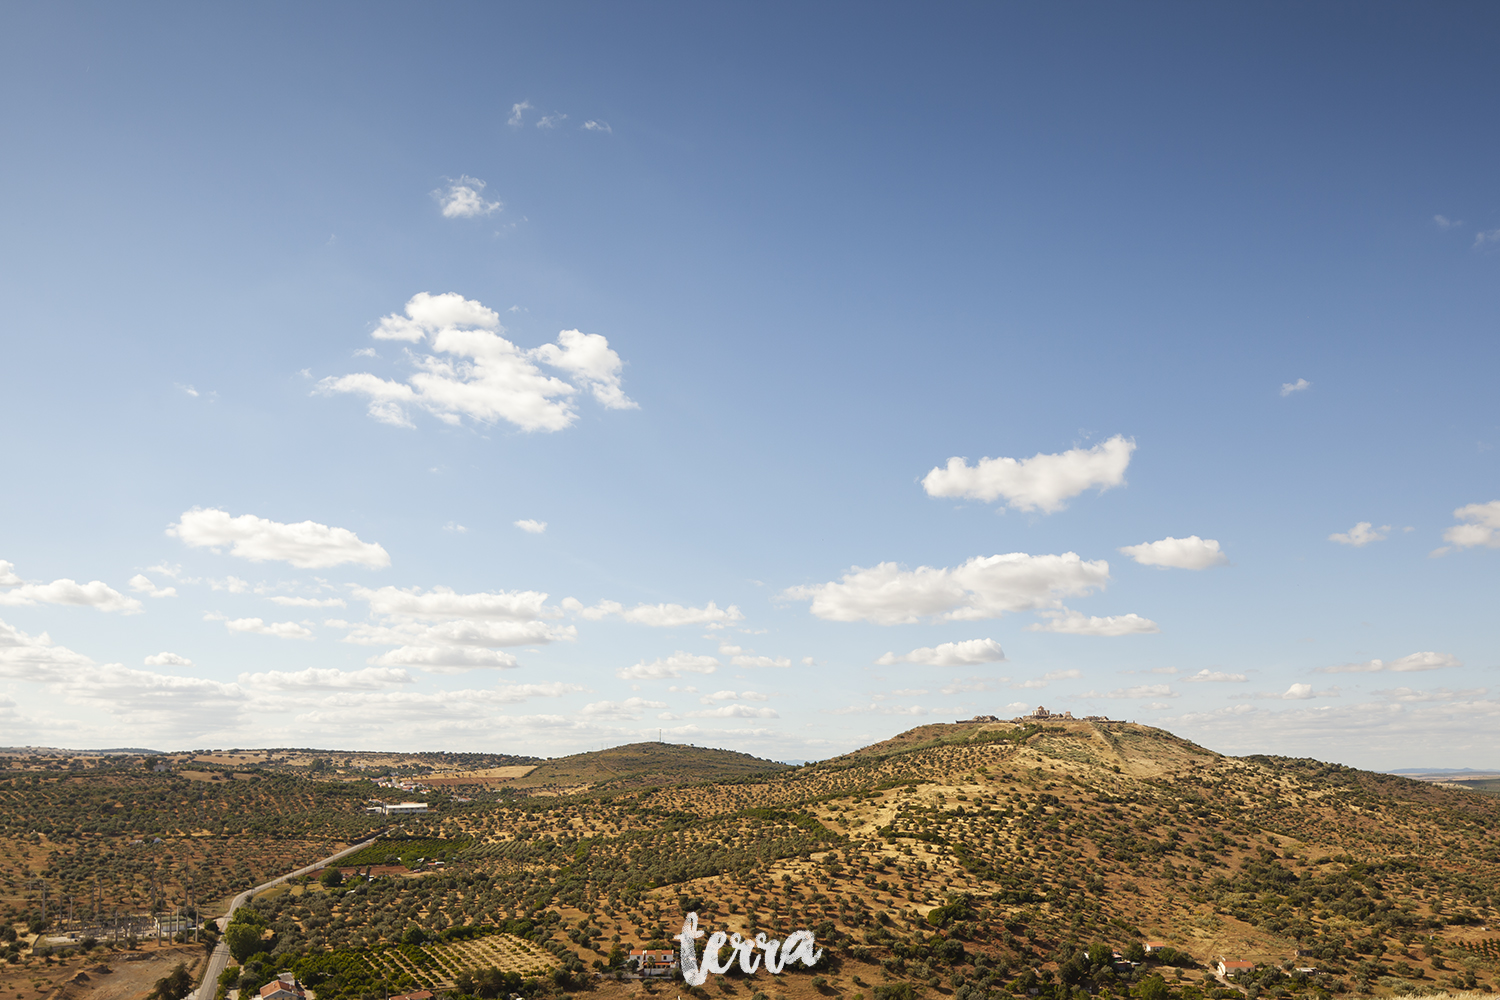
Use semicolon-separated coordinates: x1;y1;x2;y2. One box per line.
1;3;1497;768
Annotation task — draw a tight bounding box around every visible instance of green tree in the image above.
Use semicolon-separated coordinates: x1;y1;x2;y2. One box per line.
151;963;194;1000
225;924;263;963
1137;974;1169;1000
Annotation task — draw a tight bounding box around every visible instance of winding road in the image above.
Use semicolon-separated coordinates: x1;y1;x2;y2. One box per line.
192;833;386;1000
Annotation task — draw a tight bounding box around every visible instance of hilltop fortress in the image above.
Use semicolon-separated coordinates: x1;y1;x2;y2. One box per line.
959;705;1116;724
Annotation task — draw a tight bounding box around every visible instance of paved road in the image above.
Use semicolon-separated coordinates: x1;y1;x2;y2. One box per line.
192;834;386;1000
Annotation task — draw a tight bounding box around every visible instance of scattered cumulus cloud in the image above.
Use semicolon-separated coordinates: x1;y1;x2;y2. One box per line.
1329;522;1389;547
784;551;1110;625
169;508;390;569
921;435;1135;513
582;120;612;133
564;598;742;628
175;383;200;397
876;638;1006;667
316;293;635;432
217;616;315;641
240;666;413;690
1433;215;1462;229
1084;683;1176;699
268;596;347;608
444;522;468;534
1314;651;1461;674
731;655;791;668
617;652;719;680
1474;229;1500;249
514;519;547;534
1026;608;1160;636
434;176;502;218
354;585;552;622
144;652;193;667
507;101;532;126
128;574;177;598
536;113;568;129
1281;378;1311;397
687;704;778;719
580;697;667;719
1118;535;1228;570
1431;500;1500;555
0;568;142;614
1183;669;1247;683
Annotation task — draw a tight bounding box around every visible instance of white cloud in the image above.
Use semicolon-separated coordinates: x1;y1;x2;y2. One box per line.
688;704;778;719
1280;378;1311;397
1474;229;1500;249
126;574;176;598
336;586;570;673
342;619;570;650
144;652;193;667
921;435;1135;513
939;676;1004;695
532;329;638;409
317;294;635;432
1118;535;1228;570
353;585;553;621
268;595;347;608
582;120;612;133
0;572;142;614
221;617;315;641
367;646;519;671
784;551;1110;625
1283;683;1314;700
581;697;667;719
1025;608;1160;636
508;101;532;126
536;113;568;129
169;508;390;569
240;666;413;690
617;651;719;680
514;519;547;534
434;176;502;218
354;347;379;358
699;690;768;704
1329;522;1389;547
731;654;791;668
1085;683;1176;699
1183;668;1247;682
876;638;1006;667
1432;500;1500;555
210;576;250;593
1013;668;1082;690
1434;215;1462;229
567;598;743;627
1314;651;1461;674
444;521;467;533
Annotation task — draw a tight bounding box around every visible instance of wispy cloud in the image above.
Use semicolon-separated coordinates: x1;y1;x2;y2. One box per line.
1280;378;1311;397
1314;651;1460;674
582;120;612;133
434;176;502;218
507;101;532;127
